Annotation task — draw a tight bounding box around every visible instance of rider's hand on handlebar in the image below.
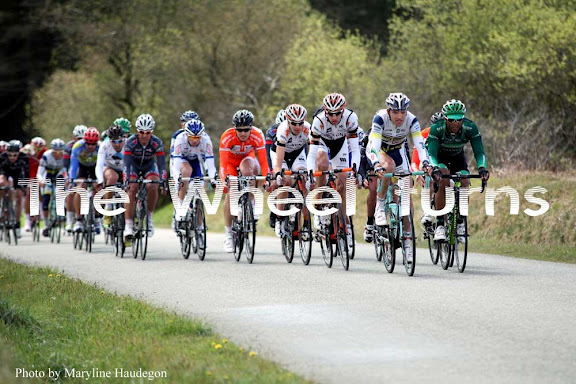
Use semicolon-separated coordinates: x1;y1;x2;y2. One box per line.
478;167;490;181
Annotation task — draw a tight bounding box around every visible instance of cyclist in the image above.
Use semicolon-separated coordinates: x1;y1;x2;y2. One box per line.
24;137;47;232
123;113;167;240
270;104;310;237
113;117;132;138
0;140;29;238
307;92;360;247
96;125;126;227
170;119;217;229
170;110;200;155
38;139;67;237
69;127;102;233
64;125;88;232
367;92;430;261
219;109;269;252
265;109;286;230
427;99;490;242
0;141;7;154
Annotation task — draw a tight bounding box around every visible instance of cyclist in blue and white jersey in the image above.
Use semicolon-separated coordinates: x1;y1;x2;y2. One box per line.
170;110;200;154
63;125;87;231
38;139;67;237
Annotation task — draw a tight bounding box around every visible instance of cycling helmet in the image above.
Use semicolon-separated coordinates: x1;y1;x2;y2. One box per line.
73;125;88;139
0;141;7;151
285;104;307;123
430;112;444;125
180;110;200;122
184;119;205;136
442;99;466;119
232;109;254;127
84;127;100;144
50;138;66;151
31;137;46;148
108;125;125;140
136;113;155;131
275;109;286;125
7;140;22;152
113;118;131;134
385;92;410;111
322;93;346;112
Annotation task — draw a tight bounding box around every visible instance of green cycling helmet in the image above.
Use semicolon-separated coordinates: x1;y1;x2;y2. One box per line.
113;117;132;134
442;99;466;120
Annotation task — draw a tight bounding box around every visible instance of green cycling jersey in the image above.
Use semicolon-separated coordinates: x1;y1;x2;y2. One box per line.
426;118;487;169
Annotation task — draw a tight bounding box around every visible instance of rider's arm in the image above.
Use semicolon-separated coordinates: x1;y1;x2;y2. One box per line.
426;127;440;167
410;118;430;167
273;144;286;175
69;145;81;181
95;144;106;185
265;127;274;170
307;116;322;172
219;144;230;181
123;145;133;181
201;135;217;179
468;123;487;169
37;154;47;181
367;113;384;167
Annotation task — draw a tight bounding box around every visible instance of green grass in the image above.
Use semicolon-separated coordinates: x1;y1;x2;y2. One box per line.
0;258;310;384
156;171;574;263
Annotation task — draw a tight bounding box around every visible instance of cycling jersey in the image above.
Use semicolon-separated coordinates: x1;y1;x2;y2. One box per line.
219;127;269;179
69;140;100;180
63;139;77;170
427;118;486;169
0;152;30;189
308;108;360;171
368;109;429;169
28;147;46;179
123;134;167;180
96;140;124;184
38;149;66;181
169;128;184;155
170;131;217;181
265;123;279;169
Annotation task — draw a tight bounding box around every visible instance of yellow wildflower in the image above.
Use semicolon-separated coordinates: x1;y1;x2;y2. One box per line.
249;351;257;357
214;344;222;350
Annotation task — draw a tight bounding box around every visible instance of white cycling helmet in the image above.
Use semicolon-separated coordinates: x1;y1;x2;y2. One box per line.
386;92;410;111
275;109;286;125
136;113;156;131
50;138;66;151
285;104;307;123
73;125;88;139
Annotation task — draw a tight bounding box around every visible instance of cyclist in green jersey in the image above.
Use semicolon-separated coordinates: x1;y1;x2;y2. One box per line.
426;99;490;242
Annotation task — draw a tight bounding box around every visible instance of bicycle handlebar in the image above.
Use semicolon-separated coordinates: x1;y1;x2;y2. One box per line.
179;176;214;182
312;167;354;177
127;179;163;184
71;178;99;184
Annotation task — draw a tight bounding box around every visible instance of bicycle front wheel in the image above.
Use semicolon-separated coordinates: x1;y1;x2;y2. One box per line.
320;221;333;268
298;210;312;265
32;220;40;242
454;216;468;273
334;205;349;271
195;201;207;261
242;201;256;264
180;213;192;259
139;203;149;260
281;216;294;263
401;213;416;277
348;216;355;260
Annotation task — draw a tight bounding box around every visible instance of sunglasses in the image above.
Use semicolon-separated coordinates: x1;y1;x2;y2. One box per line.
235;128;251;133
187;134;202;139
290;121;304;126
138;131;153;135
447;118;463;123
326;111;342;116
85;143;97;146
111;139;124;144
7;153;18;157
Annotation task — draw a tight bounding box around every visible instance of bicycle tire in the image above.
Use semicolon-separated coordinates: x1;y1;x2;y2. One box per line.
299;210;312;265
233;219;242;262
195;200;207;261
132;202;142;259
454;216;468;273
382;205;397;273
348;216;355;260
335;204;349;271
281;214;294;263
140;201;149;260
32;220;39;242
402;213;416;276
243;200;256;264
438;238;451;270
86;207;94;253
320;220;333;268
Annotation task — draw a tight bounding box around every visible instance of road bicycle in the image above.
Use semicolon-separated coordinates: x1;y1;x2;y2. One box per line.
0;186;19;245
435;172;487;272
101;183;126;257
228;172;266;264
178;176;209;260
277;169;313;265
128;177;163;260
373;170;424;276
45;181;64;244
312;167;355;271
71;178;98;253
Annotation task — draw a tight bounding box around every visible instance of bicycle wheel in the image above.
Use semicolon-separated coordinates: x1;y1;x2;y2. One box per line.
282;215;294;263
132;203;142;259
233;218;242;262
298;209;312;265
348;216;355;260
242;200;256;264
195;201;207;261
139;202;149;260
438;239;451;270
32;220;39;242
334;205;349;271
320;220;333;268
401;213;416;276
425;223;439;265
180;212;192;259
85;210;94;253
454;216;468;273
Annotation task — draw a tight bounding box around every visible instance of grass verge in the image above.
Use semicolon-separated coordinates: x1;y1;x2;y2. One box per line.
0;258;309;383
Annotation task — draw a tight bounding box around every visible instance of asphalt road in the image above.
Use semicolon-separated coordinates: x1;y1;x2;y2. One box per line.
2;229;575;384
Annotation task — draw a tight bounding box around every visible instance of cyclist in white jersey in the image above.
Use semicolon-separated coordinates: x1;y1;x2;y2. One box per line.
38;139;67;237
270;104;310;237
307;93;360;247
367;92;430;261
170;119;217;200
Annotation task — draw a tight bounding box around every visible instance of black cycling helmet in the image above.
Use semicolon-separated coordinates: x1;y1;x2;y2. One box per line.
108;124;125;140
232;109;254;127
